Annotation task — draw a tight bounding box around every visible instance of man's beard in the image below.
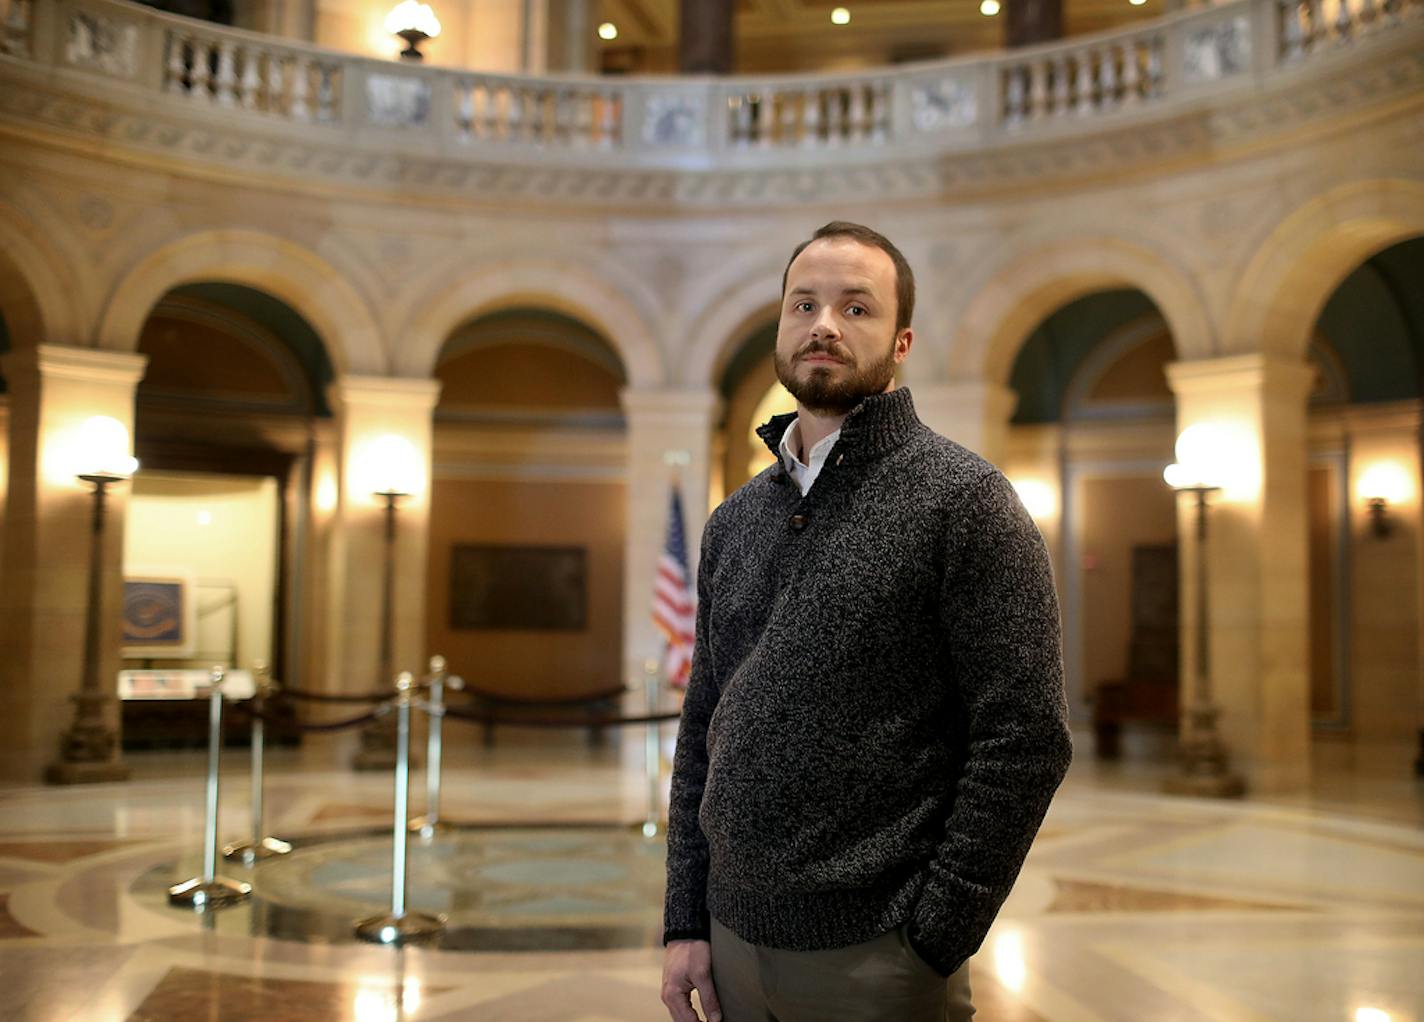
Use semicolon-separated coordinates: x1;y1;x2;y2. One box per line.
773;337;898;416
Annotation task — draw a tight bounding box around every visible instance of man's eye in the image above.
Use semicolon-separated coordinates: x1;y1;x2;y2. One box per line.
796;301;815;313
847;305;867;316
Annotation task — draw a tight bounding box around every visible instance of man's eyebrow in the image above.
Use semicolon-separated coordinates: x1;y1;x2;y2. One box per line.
788;285;876;298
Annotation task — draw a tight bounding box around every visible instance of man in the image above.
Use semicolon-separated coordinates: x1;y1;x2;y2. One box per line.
660;222;1072;1022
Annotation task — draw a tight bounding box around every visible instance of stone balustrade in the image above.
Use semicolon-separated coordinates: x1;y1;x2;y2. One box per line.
1;0;1419;178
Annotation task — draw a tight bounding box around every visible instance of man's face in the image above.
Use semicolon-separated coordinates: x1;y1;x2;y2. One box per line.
774;237;913;416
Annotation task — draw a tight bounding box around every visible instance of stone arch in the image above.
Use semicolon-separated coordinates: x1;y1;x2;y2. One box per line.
946;235;1215;385
680;253;784;389
0;202;84;346
1223;178;1424;358
394;257;666;387
96;229;384;375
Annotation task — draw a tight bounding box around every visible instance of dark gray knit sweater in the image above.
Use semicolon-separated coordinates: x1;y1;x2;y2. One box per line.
662;387;1071;977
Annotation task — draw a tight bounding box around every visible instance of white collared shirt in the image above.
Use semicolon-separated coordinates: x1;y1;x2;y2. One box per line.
778;418;842;497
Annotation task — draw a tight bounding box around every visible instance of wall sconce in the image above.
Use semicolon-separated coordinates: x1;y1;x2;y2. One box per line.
385;0;441;61
1358;462;1410;539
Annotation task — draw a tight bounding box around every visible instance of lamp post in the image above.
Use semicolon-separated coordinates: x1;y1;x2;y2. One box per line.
353;434;420;771
1163;424;1245;798
47;416;138;785
385;0;441;61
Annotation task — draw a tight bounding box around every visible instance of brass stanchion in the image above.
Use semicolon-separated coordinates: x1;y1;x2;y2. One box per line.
224;663;293;864
355;672;445;945
410;655;463;839
638;658;664;839
169;666;252;909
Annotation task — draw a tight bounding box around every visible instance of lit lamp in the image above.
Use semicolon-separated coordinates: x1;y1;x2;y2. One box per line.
385;0;441;61
1358;463;1409;539
46;416;139;785
1162;423;1245;798
354;434;421;770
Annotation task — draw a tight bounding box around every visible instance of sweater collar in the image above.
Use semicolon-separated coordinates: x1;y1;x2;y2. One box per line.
756;387;920;464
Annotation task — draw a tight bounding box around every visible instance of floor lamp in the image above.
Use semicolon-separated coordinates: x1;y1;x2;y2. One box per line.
1163;425;1245;798
47;416;138;785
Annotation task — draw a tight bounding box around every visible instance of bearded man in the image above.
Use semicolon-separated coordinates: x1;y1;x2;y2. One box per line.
660;222;1072;1022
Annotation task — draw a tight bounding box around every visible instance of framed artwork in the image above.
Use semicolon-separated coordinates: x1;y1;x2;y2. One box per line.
449;545;587;631
122;568;198;658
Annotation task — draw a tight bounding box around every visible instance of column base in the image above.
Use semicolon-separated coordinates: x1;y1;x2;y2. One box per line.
45;759;131;785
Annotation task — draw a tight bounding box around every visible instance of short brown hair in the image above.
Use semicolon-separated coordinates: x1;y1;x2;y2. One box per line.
781;221;915;333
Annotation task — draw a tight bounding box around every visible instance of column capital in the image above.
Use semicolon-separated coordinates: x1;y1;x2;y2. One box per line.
1166;355;1316;399
329;375;442;414
620;387;722;423
0;345;148;387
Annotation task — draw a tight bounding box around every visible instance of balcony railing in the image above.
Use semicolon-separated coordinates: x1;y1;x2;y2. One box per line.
1;0;1419;165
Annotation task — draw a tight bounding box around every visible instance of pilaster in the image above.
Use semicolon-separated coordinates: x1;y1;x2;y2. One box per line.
910;380;1019;467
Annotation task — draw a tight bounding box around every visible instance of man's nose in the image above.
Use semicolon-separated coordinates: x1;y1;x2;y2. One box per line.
810;307;841;340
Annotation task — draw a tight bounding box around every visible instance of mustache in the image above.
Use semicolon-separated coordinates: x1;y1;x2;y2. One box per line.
795;341;851;362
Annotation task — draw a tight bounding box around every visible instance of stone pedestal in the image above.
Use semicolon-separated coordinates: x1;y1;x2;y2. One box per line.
1166;354;1315;794
0;345;147;784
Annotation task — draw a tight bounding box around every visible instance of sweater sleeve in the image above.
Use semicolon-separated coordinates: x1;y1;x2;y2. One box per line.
908;470;1073;976
662;515;722;944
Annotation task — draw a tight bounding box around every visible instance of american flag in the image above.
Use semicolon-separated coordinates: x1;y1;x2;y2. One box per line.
652;485;695;689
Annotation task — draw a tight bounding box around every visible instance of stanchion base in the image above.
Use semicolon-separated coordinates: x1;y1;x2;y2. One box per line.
1163;769;1246;798
354;910;445;945
167;876;252;910
45;759;131;785
223;836;294;864
632;820;664;839
408;816;454;840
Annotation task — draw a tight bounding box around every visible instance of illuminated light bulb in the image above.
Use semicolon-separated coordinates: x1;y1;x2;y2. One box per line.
831;7;851;25
598;21;618;40
384;0;441;38
1130;0;1147;6
197;510;213;526
361;433;424;499
1358;462;1412;505
1355;1009;1392;1022
76;415;139;479
981;0;1002;15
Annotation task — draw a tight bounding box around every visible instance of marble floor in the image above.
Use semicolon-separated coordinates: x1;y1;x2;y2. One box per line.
0;728;1421;1022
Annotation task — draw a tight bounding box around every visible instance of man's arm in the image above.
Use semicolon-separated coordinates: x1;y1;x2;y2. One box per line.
908;469;1073;976
661;518;724;1021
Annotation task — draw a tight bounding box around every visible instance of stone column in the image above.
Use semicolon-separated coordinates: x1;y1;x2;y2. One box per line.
1006;0;1063;47
0;345;147;784
910;380;1018;467
324;376;440;768
679;0;734;73
1166;354;1315;794
620;388;721;684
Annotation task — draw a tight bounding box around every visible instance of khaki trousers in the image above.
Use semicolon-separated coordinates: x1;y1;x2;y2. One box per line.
709;917;974;1022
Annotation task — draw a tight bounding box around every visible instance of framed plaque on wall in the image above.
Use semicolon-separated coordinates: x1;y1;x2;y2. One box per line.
122;567;198;658
449;545;587;631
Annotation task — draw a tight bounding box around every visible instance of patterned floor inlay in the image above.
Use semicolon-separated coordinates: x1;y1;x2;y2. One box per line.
1045;878;1309;914
125;966;450;1022
0;893;41;939
0;840;142;864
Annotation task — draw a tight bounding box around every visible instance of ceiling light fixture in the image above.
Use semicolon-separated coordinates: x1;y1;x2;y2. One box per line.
831;7;851;25
980;0;1001;15
598;21;618;40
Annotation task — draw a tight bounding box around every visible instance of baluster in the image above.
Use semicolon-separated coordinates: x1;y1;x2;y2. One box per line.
319;64;338;120
165;32;188;94
1120;42;1141;104
1098;45;1118;109
472;85;489;139
1029;62;1049;120
1004;66;1026;126
1357;0;1378;33
188;38;212;101
1334;0;1355;38
509;88;526;141
1052;56;1071;116
869;84;888;143
214;42;238;107
847;85;867;140
1147;38;1164;96
820;90;841;145
1280;0;1305;58
774;91;794;146
1074;52;1094;115
754;95;772;148
239;49;260;109
266;54;285;114
1306;0;1325;46
2;0;31;57
735;95;754;146
290;57;310;120
797;90;818;147
576;91;594;146
599;90;618;146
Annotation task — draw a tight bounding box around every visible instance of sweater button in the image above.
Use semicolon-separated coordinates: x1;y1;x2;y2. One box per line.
789;513;808;531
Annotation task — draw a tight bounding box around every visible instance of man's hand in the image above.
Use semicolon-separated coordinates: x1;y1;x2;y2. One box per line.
661;938;722;1022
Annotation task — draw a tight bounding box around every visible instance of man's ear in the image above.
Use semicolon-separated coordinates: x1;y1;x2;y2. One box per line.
894;328;914;363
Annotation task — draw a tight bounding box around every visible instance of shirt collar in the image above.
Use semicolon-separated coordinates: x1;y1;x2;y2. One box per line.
777;418;842;474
